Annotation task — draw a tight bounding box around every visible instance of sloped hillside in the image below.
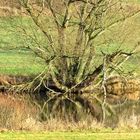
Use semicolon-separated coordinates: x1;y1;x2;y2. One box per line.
0;0;21;16
0;0;19;7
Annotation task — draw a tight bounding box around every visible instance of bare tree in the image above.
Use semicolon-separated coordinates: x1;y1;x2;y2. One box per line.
13;0;140;121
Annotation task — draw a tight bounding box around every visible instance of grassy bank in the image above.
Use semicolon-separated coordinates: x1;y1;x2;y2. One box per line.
1;131;140;140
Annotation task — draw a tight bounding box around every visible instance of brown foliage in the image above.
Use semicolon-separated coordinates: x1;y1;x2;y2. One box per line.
0;75;31;85
105;76;140;101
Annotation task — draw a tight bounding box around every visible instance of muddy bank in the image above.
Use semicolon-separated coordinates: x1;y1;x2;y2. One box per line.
0;75;35;85
0;75;35;92
1;75;140;100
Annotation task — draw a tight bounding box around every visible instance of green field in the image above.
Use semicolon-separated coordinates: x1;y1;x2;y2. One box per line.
0;49;46;75
0;132;140;140
1;49;140;75
0;14;140;76
0;17;46;75
0;1;140;76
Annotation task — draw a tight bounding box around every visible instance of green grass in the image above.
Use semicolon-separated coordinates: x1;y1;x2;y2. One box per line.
1;132;140;140
0;49;46;75
0;17;30;48
0;16;51;75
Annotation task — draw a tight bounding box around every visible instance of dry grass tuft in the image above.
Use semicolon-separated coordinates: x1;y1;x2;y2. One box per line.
43;116;103;131
0;93;39;130
118;114;140;130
